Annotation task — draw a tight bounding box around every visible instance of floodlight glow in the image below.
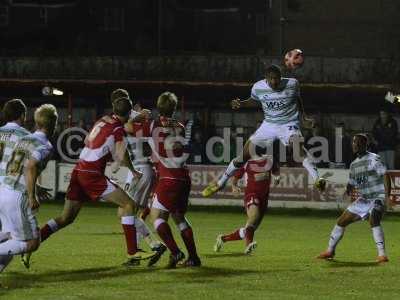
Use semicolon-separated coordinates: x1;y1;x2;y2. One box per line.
53;88;64;96
42;86;64;96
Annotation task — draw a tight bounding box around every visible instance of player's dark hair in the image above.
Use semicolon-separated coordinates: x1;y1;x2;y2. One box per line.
113;97;132;118
354;133;368;145
265;64;281;76
255;145;267;157
157;92;178;117
111;88;130;104
2;99;27;122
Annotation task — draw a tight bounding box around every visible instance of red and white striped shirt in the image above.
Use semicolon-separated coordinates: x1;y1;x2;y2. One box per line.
76;115;125;174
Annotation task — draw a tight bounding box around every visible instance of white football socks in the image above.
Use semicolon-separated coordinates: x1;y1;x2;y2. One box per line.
135;218;151;244
302;156;319;181
327;225;344;253
217;160;240;187
238;227;246;239
372;226;386;257
47;219;59;233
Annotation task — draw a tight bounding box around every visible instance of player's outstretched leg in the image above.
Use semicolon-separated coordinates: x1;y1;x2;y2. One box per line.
215;203;263;255
40;199;83;242
202;140;253;197
0;235;39;272
0;232;14;271
217;228;244;248
173;214;201;267
301;146;326;192
21;199;83;270
317;211;359;260
0;255;13;272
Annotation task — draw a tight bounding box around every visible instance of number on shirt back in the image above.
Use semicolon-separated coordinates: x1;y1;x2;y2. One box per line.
6;149;26;176
288;125;299;131
87;121;106;142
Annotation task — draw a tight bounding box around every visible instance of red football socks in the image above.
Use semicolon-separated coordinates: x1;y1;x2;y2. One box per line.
156;222;180;255
121;216;138;255
222;229;242;242
40;224;53;242
180;227;198;259
244;226;255;245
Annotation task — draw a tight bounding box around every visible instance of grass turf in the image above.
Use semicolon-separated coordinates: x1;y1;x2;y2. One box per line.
1;202;399;300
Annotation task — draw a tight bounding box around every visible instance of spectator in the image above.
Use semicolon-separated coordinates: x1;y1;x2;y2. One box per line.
365;133;378;154
372;109;398;169
331;122;352;168
189;131;207;164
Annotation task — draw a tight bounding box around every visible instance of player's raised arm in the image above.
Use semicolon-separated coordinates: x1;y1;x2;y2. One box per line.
296;89;314;129
231;97;258;110
130;109;151;123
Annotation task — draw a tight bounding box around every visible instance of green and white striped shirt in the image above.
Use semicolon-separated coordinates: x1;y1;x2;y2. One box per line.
2;131;53;193
251;78;300;125
349;152;386;202
0;122;31;185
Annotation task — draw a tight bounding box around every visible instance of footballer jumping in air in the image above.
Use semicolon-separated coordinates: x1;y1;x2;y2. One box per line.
202;64;326;198
317;134;390;263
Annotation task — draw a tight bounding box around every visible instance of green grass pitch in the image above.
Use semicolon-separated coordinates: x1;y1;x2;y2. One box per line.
1;202;399;300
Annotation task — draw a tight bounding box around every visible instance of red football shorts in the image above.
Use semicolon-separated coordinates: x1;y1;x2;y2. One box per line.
244;192;269;212
152;178;191;214
66;169;116;202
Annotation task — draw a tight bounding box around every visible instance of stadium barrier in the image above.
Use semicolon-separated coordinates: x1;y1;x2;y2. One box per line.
40;162;400;211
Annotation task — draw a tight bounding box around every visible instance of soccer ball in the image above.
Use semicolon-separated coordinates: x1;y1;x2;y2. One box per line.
284;49;304;70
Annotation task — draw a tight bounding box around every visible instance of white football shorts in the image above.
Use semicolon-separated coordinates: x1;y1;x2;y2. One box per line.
347;197;384;220
0;186;39;241
249;120;302;147
125;164;155;209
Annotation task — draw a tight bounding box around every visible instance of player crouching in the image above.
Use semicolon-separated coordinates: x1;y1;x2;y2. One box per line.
214;147;279;255
148;92;201;268
0;104;57;272
317;134;389;263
